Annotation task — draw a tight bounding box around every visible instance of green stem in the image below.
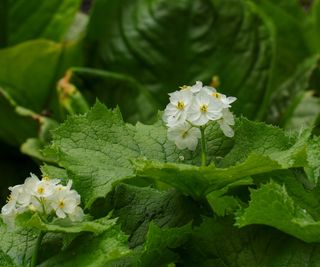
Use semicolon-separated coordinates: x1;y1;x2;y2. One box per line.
200;126;207;166
30;231;45;267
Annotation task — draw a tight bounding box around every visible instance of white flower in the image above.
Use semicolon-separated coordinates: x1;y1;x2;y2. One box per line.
1;185;30;229
190;81;203;94
50;188;81;219
218;108;235;137
24;174;57;199
204;87;237;108
69;206;84;222
163;90;193;127
187;90;223;126
167;122;201;151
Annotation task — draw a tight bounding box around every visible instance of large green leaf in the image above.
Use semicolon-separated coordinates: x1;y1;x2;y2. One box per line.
135;223;192;267
266;56;320;126
17;213;117;235
46;102;231;207
304;0;320;53
0;220;39;266
0;40;83;146
0;0;81;47
135;120;310;198
86;0;274;118
0;250;16;267
181;217;320;267
236;181;320;243
251;0;310;113
69;67;159;123
39;226;131;267
110;184;199;248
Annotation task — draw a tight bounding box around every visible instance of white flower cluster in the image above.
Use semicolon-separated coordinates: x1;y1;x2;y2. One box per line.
163;81;236;151
1;174;84;227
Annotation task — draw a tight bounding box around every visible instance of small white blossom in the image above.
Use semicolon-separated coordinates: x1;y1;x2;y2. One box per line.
50;189;81;219
168;122;201;151
187;90;223;126
190;81;203;94
163;90;193;127
205;86;237;108
1;173;85;228
24;174;58;199
69;206;85;222
218;108;235;137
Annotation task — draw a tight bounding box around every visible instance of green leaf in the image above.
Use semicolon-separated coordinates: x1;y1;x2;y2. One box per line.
0;249;16;267
284;91;320;131
110;184;199;248
136;223;192;267
253;170;320;219
304;0;320;53
135;120;310;198
17;213;117;235
86;0;274;118
220;118;299;167
40;165;70;182
0;40;83;146
47;102;199;208
267;56;320;126
1;0;81;47
306;136;320;185
206;180;249;217
181;217;320;267
236;181;320;243
0;88;38;146
39;226;131;267
69;67;159;123
0;220;39;266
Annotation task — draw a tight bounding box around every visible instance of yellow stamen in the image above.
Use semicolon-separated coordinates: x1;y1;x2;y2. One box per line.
212;92;221;99
6;194;12;203
177;101;185;110
182;131;189;139
58;200;65;209
179;85;190;90
42;176;50;181
37;187;45;195
200;104;208;113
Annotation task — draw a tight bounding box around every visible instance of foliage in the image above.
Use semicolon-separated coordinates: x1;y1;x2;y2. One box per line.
2;0;320;266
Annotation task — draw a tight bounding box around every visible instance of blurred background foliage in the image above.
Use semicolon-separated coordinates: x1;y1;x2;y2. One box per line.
0;0;320;204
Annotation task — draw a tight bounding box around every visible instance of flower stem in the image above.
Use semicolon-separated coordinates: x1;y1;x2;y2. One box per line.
200;126;207;166
31;231;45;267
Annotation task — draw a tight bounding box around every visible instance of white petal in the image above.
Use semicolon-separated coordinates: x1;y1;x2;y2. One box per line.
219;121;234;137
56;208;66;218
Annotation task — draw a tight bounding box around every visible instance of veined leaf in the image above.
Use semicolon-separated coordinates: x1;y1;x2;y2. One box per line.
86;0;274;118
46;102;228;208
39;226;131;267
236;181;320;243
181;217;320;267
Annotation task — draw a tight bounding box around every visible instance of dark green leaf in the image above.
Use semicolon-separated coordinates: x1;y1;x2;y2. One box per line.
86;0;274;118
1;0;81;47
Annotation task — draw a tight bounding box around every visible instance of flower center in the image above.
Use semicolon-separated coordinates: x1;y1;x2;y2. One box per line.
37;187;45;195
177;101;185;110
212;92;221;99
200;104;208;113
182;131;189;139
58;200;65;209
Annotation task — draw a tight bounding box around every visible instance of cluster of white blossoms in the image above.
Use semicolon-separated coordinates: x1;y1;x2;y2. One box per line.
1;173;84;227
163;81;236;151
